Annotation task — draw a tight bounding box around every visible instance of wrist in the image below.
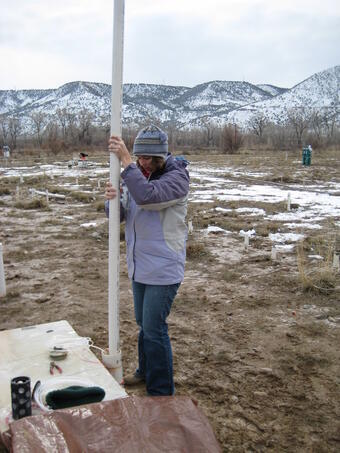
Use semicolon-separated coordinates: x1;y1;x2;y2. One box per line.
122;156;133;168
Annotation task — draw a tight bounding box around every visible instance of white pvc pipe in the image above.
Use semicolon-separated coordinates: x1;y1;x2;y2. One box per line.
102;0;125;384
244;234;249;250
287;192;291;211
0;243;6;297
271;245;277;260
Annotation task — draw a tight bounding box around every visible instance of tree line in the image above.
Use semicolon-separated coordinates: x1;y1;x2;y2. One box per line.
0;104;339;154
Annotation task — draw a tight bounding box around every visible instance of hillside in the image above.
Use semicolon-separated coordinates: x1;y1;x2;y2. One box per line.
0;65;338;132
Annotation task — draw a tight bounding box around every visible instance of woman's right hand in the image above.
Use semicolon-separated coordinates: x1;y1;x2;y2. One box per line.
105;182;117;200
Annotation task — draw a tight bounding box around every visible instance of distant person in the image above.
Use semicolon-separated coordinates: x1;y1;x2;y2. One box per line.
104;125;189;396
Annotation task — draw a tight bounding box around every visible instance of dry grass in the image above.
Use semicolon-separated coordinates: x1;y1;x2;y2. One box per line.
297;236;338;294
69;191;95;203
94;200;105;212
186;240;209;259
221;269;241;282
14;198;50;210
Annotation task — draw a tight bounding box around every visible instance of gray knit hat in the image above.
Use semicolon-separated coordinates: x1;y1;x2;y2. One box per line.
133;125;168;158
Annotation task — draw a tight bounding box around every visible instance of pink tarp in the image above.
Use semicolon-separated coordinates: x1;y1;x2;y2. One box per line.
2;396;221;452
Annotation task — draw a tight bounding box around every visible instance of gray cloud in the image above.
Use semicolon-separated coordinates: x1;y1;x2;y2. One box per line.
0;0;339;89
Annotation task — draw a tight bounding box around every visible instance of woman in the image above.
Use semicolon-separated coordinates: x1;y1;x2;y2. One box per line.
105;125;189;396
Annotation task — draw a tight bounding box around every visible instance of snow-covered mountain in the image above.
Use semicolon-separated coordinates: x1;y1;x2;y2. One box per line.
227;65;340;127
0;65;338;132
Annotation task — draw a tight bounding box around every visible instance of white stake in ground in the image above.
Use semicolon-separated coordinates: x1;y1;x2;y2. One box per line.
188;220;193;234
101;0;125;384
244;234;249;251
287;192;291;211
0;243;6;297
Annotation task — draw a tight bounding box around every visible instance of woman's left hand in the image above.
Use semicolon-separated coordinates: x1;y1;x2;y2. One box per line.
108;135;133;168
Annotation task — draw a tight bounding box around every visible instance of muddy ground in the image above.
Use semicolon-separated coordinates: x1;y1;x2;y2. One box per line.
0;149;339;452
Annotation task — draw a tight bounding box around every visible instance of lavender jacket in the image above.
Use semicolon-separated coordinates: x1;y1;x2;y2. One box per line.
105;155;189;285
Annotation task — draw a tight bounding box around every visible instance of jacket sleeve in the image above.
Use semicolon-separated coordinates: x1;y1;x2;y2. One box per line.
105;199;125;222
121;163;189;211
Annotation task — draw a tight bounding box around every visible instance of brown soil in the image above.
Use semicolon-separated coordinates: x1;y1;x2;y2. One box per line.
1;150;339;452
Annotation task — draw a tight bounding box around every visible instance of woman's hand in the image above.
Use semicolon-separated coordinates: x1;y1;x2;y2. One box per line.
108;135;133;168
105;182;118;200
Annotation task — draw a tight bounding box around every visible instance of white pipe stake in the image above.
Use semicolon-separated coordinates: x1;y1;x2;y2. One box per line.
333;252;340;271
20;175;24;184
97;179;101;189
287;192;291;211
105;0;125;384
271;245;277;260
0;243;6;297
45;189;49;205
188;220;193;234
244;234;249;250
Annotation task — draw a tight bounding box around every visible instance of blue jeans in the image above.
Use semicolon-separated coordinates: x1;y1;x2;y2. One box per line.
132;281;180;396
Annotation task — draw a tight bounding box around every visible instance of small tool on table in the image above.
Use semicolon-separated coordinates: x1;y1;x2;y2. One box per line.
50;361;63;375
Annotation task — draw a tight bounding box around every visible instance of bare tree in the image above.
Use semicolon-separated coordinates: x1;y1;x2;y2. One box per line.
163;115;178;153
66;111;78;144
100;114;111;142
30;111;47;147
286;108;311;147
77;109;94;145
45;121;65;154
0;115;9;146
8;117;21;149
248;113;268;142
200;117;215;147
220;123;243;154
322;102;339;143
56;108;69;141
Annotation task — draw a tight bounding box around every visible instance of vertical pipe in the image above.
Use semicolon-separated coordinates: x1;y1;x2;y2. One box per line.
102;0;125;383
0;243;6;297
244;234;249;250
271;245;277;260
188;220;193;234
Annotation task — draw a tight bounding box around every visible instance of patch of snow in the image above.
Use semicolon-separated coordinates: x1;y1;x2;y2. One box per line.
284;222;322;230
239;229;256;237
206;225;230;234
215;207;232;213
269;232;304;243
236;207;265;216
80;222;97;228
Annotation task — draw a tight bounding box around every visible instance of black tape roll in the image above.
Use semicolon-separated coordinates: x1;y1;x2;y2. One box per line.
11;376;32;420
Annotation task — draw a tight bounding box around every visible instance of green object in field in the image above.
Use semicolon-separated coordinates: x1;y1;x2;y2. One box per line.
302;147;312;166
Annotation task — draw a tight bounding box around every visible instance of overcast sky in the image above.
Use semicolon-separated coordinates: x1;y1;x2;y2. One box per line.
1;0;339;91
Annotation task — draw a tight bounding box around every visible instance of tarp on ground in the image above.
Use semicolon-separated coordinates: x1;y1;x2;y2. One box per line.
2;396;221;452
